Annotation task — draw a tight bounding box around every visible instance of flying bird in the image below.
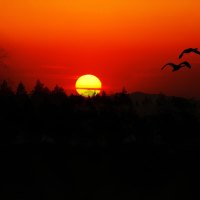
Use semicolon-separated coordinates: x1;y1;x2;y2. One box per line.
179;48;200;59
161;61;191;72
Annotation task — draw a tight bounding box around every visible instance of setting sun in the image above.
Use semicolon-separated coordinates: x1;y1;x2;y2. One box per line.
75;74;102;97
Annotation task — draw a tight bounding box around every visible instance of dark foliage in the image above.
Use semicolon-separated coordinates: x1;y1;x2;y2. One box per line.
0;80;199;145
1;80;200;199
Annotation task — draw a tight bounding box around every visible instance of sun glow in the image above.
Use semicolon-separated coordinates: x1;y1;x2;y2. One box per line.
75;74;102;97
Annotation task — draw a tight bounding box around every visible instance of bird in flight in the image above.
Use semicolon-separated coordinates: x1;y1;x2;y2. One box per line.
161;61;192;72
179;48;200;59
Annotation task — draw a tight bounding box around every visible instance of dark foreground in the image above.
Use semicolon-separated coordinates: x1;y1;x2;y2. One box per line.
1;82;200;199
1;144;200;200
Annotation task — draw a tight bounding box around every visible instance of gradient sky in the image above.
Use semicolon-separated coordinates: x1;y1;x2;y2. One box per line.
1;0;200;97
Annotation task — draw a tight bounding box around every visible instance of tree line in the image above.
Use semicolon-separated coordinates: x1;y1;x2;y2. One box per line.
0;80;199;146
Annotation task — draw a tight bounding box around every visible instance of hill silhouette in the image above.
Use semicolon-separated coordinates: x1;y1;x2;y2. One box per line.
0;80;200;199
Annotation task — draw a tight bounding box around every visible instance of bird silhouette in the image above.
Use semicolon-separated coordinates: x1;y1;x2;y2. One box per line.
179;48;200;59
161;61;191;72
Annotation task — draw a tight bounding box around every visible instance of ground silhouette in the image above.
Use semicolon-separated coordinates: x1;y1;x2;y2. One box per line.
0;80;200;200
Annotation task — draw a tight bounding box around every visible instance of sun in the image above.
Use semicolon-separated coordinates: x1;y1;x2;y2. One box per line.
75;74;102;97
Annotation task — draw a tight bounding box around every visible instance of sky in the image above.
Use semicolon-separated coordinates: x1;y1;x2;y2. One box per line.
0;0;200;98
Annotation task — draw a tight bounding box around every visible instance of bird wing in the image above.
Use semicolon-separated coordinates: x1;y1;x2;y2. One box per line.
180;61;192;69
193;48;200;55
179;50;185;59
179;48;200;58
179;48;195;59
161;63;174;70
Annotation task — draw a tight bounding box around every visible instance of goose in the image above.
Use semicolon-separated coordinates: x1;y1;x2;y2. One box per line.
161;61;191;72
179;48;200;59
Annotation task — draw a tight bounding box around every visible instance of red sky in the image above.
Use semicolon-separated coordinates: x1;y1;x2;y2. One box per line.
1;0;200;98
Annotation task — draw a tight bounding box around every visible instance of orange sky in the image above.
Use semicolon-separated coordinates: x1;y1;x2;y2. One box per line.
1;0;200;97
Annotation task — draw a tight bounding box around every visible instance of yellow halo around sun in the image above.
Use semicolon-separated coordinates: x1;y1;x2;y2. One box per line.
75;74;102;97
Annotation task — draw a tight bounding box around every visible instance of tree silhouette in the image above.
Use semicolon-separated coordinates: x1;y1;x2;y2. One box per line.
52;85;65;95
0;80;199;146
31;80;51;106
31;80;49;96
16;82;27;96
0;80;13;96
